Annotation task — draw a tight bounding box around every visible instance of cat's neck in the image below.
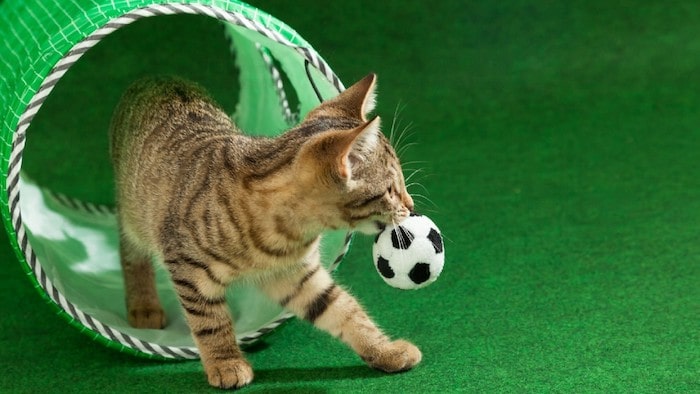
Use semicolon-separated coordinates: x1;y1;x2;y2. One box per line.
218;132;330;248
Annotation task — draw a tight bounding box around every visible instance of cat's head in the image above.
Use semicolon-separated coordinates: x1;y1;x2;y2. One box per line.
296;74;414;234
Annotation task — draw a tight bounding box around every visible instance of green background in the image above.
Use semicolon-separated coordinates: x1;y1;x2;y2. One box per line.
2;0;700;392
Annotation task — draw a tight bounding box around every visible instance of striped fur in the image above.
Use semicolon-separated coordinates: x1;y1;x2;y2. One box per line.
109;74;418;389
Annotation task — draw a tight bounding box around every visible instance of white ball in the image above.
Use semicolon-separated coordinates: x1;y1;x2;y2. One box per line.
372;213;445;290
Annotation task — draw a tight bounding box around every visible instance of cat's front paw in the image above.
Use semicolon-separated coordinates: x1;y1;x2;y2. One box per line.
363;339;422;373
205;358;254;389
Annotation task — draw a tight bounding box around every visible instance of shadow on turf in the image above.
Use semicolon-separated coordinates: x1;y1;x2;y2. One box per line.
254;365;385;384
242;389;328;394
124;365;384;393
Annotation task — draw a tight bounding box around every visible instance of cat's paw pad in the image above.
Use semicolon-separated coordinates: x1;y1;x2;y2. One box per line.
206;358;254;389
127;305;166;329
363;339;422;373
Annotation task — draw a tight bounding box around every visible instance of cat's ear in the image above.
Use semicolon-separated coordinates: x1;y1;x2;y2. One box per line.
323;73;377;121
337;116;381;181
298;115;381;185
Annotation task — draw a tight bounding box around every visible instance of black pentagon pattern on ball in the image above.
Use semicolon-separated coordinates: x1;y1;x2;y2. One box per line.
376;256;395;278
391;226;414;249
408;262;431;284
427;228;443;254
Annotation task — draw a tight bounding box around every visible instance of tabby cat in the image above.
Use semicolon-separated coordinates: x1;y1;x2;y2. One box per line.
109;73;420;389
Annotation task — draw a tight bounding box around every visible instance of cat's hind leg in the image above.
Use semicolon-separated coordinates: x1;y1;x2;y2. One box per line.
119;231;166;329
261;261;422;373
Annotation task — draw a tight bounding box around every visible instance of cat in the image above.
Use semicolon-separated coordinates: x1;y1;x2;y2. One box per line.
109;73;420;389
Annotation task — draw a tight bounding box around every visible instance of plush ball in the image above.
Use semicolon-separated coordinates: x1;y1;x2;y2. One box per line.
372;213;445;290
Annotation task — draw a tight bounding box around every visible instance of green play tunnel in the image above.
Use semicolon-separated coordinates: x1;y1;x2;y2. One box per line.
0;0;352;359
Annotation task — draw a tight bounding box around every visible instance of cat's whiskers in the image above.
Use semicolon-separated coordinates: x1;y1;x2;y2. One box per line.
397;142;419;158
402;162;428;185
404;168;425;184
401;160;428;166
388;102;407;145
410;191;435;205
409;192;438;212
393;123;415;157
406;181;430;195
403;165;433;207
388;105;419;163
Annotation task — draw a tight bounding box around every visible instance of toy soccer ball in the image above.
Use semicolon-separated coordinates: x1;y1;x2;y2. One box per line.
372;213;445;290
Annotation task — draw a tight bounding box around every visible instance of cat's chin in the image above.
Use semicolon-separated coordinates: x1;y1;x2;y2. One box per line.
353;221;386;235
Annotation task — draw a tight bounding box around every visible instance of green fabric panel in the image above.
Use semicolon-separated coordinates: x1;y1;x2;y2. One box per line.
227;25;342;117
228;25;290;135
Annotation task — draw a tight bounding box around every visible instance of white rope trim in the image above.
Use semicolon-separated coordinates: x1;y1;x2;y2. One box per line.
6;2;347;360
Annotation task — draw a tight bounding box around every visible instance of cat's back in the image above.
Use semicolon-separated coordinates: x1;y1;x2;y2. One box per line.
109;76;234;165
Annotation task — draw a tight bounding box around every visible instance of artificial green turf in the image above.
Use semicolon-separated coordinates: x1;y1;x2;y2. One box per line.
2;0;700;392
